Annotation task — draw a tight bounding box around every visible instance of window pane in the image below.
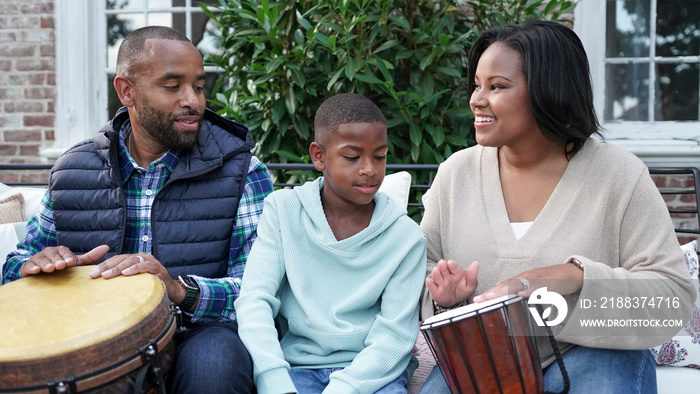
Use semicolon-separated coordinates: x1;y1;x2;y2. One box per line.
147;12;173;27
605;0;650;58
656;0;700;57
107;15;143;69
605;63;650;121
106;0;145;11
148;0;173;8
655;63;699;121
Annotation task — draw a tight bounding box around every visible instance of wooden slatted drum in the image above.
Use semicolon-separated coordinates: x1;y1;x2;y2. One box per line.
420;294;543;394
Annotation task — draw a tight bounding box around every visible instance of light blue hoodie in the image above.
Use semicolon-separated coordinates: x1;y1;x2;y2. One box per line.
235;177;427;394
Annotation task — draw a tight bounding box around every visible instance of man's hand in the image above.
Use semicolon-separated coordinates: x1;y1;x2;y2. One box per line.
20;245;110;277
89;253;187;305
426;259;479;308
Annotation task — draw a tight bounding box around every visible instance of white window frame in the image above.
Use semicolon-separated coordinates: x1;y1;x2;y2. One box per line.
51;0;220;159
50;0;107;159
574;0;700;167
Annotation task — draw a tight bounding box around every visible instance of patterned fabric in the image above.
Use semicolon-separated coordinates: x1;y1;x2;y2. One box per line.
2;124;273;323
192;161;272;322
118;122;181;254
651;240;700;369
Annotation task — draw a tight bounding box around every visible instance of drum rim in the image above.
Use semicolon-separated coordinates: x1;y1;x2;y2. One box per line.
420;294;522;330
0;303;178;393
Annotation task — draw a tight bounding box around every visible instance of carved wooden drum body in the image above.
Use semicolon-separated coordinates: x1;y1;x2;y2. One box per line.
420;294;543;394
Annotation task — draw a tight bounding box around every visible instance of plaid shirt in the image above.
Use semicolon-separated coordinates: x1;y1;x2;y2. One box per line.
3;122;273;323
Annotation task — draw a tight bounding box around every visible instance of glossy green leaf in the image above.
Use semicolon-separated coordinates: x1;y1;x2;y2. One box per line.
389;15;410;32
419;52;436;70
275;150;306;162
272;99;286;123
446;107;473;119
327;68;344;91
436;65;461;78
294;29;305;46
285;86;297;115
374;39;399;54
355;72;384;84
345;59;356;80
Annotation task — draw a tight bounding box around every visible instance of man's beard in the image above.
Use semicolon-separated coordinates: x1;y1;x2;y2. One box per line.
136;99;201;151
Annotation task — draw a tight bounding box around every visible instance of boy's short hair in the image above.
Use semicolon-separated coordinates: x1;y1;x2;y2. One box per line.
314;93;386;143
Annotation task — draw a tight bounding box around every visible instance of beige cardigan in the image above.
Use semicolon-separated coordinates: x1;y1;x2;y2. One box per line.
420;138;697;366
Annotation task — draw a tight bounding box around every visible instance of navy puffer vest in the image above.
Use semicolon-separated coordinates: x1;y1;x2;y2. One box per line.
49;107;254;278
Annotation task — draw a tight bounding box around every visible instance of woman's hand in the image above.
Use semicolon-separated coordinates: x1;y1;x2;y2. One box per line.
473;263;583;303
426;259;479;308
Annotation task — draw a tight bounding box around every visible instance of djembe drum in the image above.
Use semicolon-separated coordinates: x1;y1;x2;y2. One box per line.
0;266;177;393
420;294;543;394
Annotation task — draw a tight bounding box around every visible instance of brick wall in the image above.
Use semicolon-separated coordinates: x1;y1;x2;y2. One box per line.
0;0;55;184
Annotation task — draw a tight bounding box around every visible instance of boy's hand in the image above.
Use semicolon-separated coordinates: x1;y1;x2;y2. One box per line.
426;259;479;308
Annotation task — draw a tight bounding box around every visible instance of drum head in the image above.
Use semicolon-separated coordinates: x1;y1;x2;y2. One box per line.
0;266;165;362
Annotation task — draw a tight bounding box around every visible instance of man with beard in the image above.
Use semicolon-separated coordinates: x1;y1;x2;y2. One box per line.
2;26;272;394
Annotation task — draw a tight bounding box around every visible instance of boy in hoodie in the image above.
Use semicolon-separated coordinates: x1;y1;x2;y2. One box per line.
235;93;427;394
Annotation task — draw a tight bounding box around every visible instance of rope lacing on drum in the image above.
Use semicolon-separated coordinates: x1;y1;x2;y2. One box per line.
134;340;166;394
538;305;571;394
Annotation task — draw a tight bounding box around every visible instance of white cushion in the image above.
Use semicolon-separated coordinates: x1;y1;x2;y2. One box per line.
7;187;46;221
0;183;46;222
0;184;46;273
651;240;700;368
378;171;411;210
0;222;21;273
656;365;700;393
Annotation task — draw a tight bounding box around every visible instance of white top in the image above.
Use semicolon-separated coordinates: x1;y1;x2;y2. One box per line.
510;221;533;240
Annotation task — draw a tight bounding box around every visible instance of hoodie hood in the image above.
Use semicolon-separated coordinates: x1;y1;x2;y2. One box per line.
293;177;406;253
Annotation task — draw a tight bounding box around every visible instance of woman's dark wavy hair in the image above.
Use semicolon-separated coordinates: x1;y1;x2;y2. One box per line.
467;20;602;156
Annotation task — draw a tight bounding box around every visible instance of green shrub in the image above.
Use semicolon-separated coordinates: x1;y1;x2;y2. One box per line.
202;0;574;163
202;0;575;218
